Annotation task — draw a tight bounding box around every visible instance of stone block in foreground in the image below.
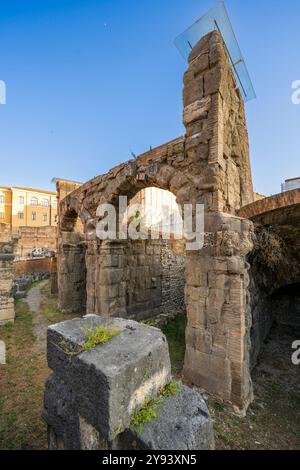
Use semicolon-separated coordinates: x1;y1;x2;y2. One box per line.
47;314;171;441
113;385;214;450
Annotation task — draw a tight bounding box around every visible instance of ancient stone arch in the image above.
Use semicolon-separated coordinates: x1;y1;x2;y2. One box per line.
57;31;256;413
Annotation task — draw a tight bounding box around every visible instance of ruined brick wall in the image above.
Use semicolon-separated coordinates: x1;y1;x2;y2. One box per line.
12;226;57;258
0;224;16;324
13;257;52;277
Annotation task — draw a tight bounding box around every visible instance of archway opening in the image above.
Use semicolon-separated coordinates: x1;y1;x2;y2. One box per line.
251;283;300;424
58;209;87;313
125;187;186;321
96;186;187;373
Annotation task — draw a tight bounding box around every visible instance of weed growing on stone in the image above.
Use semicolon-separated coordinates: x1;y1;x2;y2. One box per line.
82;324;121;351
130;381;181;434
159;381;181;399
142;321;158;327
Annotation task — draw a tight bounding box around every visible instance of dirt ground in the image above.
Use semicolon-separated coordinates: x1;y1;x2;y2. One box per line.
0;281;299;449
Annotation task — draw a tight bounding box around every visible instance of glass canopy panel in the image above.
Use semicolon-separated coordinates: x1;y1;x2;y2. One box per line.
174;1;256;102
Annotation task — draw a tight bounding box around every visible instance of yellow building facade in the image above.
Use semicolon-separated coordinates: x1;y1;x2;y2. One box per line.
0;186;57;228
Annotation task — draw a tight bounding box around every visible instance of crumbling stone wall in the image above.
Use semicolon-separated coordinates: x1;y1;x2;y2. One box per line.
0;224;16;324
57;31;254;412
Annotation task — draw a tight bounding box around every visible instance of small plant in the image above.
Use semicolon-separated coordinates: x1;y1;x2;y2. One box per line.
82;324;121;351
159;380;181;399
130;396;160;435
130;381;181;434
142;321;158;328
214;401;225;412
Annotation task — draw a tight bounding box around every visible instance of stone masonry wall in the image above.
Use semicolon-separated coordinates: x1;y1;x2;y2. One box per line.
92;238;185;322
160;239;185;322
58;231;87;313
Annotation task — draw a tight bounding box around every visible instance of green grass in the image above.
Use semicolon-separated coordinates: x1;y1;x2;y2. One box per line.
39;281;77;322
82;324;121;350
0;298;48;449
161;314;186;374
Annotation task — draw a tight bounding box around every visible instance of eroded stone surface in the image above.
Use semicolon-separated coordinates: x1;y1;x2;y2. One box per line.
113;385;214;450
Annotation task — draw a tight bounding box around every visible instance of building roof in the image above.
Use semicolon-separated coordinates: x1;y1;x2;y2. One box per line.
285;177;300;183
0;185;56;196
51;177;83;185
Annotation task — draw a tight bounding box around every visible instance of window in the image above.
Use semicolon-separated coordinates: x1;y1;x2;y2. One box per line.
19;196;24;204
18;212;24;220
43;213;48;222
0;212;4;219
32;212;36;221
42;199;49;207
0;195;4;204
31;197;38;206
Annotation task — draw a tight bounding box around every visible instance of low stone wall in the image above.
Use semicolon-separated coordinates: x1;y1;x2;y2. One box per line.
12;272;50;299
13;257;52;277
43;314;214;450
238;189;300;220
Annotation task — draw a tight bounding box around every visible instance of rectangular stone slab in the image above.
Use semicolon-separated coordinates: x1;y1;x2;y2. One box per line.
47;314;171;441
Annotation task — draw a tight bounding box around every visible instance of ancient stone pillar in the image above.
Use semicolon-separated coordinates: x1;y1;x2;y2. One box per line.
182;31;254;413
0;225;16;325
58;231;87;313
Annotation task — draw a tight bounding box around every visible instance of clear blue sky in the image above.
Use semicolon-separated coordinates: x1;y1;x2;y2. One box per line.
0;0;299;195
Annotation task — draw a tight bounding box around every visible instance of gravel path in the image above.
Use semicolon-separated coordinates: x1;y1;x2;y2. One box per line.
24;280;49;354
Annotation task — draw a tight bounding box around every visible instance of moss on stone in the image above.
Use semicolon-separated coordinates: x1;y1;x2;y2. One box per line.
82;324;121;351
